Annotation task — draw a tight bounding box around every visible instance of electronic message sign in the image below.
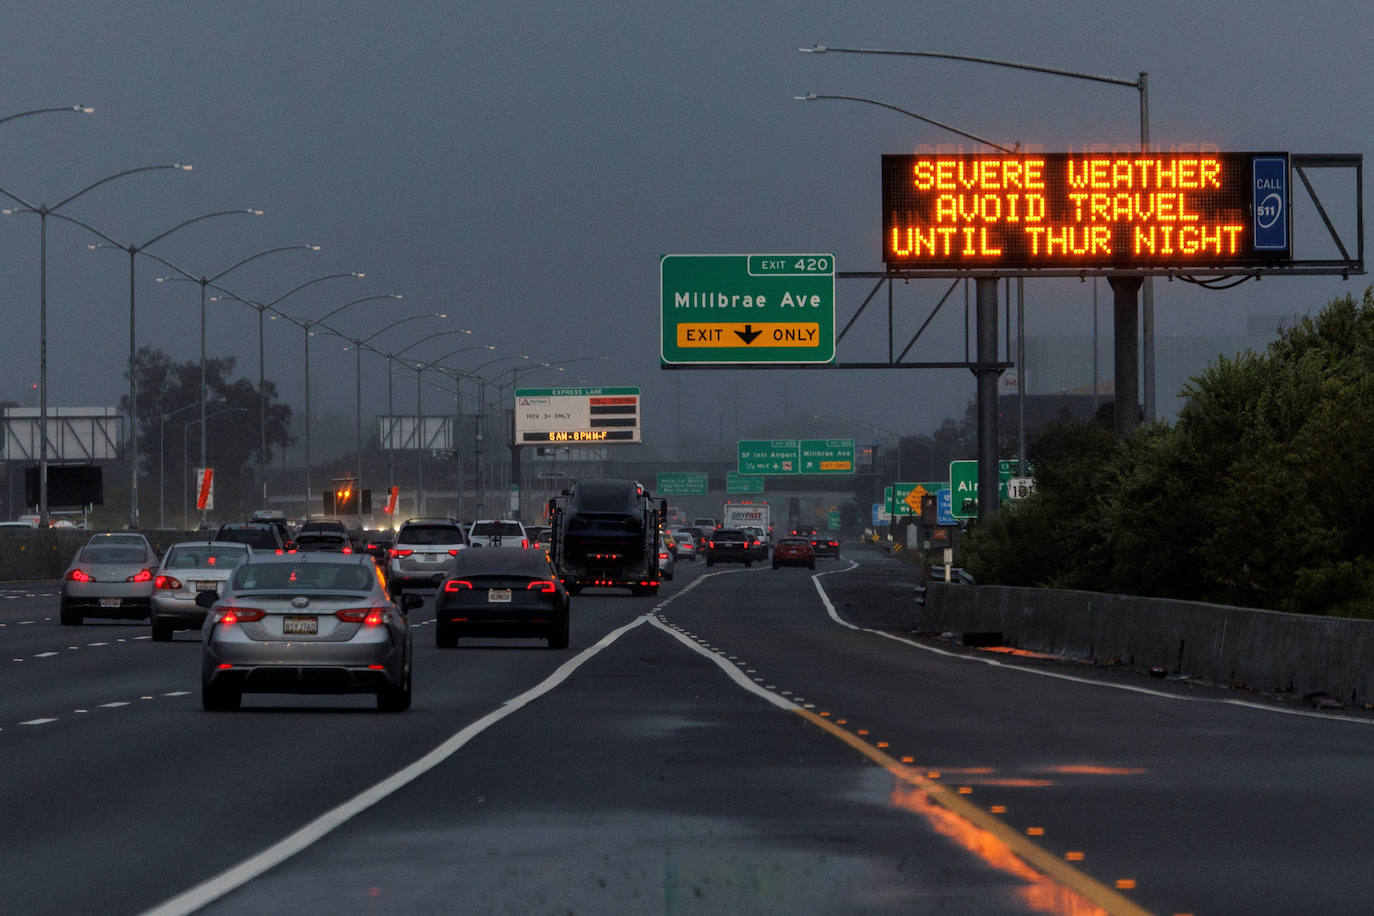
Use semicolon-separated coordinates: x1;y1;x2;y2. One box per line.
514;387;640;444
882;152;1291;270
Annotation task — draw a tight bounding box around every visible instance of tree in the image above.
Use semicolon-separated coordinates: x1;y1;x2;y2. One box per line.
120;347;293;523
963;287;1374;618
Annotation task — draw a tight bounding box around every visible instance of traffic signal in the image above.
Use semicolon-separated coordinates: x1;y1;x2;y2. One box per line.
331;477;359;515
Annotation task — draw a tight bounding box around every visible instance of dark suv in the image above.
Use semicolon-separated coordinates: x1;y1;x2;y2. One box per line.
387;518;469;592
705;528;756;567
213;522;288;554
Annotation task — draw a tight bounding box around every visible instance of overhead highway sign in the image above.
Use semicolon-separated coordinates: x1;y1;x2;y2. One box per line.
882;152;1292;270
661;254;835;364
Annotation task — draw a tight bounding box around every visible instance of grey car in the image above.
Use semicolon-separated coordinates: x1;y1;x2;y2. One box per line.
199;553;421;712
59;533;161;625
150;540;252;641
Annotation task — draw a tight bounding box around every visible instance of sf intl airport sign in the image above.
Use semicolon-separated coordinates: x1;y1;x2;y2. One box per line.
881;152;1291;270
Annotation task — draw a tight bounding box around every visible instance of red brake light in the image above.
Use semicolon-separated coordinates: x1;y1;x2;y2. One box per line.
342;545;353;554
66;568;93;583
127;568;154;583
154;575;183;590
390;548;413;558
526;580;557;593
447;548;461;556
443;579;474;592
336;607;385;625
217;607;265;625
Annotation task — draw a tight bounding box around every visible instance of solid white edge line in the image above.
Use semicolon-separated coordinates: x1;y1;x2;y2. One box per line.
139;613;654;916
647;617;798;712
816;556;1374;725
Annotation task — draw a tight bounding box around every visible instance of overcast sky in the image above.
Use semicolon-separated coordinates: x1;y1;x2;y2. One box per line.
0;0;1367;462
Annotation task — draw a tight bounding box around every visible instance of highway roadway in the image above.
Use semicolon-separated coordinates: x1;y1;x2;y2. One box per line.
2;546;1372;915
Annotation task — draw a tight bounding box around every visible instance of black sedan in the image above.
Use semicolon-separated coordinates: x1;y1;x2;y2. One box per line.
705;528;757;567
809;532;841;558
434;547;570;649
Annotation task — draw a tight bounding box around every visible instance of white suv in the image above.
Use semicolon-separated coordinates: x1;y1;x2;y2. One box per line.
387;518;469;592
467;519;530;548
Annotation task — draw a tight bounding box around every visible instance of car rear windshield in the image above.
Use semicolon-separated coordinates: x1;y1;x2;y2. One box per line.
81;546;147;564
232;562;374;591
165;545;248;569
471;521;524;537
216;528;278;548
397;524;464;545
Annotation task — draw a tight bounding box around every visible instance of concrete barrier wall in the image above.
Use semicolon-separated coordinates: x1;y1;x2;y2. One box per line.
921;583;1374;707
0;529;196;581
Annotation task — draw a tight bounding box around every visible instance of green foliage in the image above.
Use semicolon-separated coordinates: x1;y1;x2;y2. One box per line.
965;287;1374;618
120;347;294;521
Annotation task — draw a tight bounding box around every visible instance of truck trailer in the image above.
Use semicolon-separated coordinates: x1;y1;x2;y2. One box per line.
548;478;665;595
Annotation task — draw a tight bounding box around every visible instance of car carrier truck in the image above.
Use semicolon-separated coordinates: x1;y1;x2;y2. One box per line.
548;478;665;595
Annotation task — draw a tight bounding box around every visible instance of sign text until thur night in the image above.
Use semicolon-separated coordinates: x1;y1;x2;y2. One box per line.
882;152;1291;269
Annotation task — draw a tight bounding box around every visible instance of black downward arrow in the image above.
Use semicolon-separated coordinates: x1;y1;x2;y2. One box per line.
735;324;762;345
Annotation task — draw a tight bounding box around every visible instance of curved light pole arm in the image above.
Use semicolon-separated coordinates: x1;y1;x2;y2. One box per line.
0;104;93;127
391;328;474;361
51;162;191;213
794;94;1014;152
802;45;1141;90
307;293;403;328
138;208;263;250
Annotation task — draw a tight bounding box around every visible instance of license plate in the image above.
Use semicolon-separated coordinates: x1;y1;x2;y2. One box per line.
487;589;511;603
195;581;219;593
282;615;318;635
99;597;121;608
419;553;444;563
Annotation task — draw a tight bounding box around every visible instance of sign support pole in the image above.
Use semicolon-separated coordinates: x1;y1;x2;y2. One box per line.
1109;277;1143;439
975;277;1001;520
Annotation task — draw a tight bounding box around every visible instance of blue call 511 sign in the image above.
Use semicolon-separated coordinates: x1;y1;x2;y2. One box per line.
1252;155;1289;252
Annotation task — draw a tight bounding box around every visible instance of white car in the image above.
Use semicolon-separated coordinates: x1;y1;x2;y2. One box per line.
468;519;530;548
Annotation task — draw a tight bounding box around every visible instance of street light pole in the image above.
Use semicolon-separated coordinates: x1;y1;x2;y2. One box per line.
801;43;1153;419
159;401;196;528
317;312;447;518
153;246;325;525
82;207;264;529
211;273;368;509
0;162;193;525
182;406;248;528
382;329;478;497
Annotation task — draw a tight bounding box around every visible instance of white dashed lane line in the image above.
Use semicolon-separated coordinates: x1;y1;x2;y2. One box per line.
3;690;194;733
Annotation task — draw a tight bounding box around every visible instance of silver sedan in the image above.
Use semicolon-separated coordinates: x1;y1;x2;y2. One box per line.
59;534;160;625
199;553;421;712
150;540;252;641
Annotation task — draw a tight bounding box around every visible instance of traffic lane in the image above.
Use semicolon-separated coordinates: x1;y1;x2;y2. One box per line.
198;621;1039;916
670;555;1374;915
0;585;662;915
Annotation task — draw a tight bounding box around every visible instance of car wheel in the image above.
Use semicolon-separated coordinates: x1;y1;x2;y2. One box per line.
706;557;714;567
377;670;412;712
151;619;173;642
202;683;241;711
59;603;82;626
435;626;457;649
808;561;815;570
548;614;569;649
745;560;752;568
772;561;779;569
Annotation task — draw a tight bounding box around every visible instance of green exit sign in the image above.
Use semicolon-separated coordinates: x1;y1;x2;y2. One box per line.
661;254;835;364
738;439;854;476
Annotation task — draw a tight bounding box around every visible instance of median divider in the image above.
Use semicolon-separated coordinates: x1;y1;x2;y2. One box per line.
921;582;1374;707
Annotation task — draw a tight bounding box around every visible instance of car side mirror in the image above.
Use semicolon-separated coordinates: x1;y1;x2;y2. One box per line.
194;590;218;609
400;592;424;613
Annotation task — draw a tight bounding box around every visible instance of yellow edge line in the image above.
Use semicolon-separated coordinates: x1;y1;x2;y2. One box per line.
791;707;1156;916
